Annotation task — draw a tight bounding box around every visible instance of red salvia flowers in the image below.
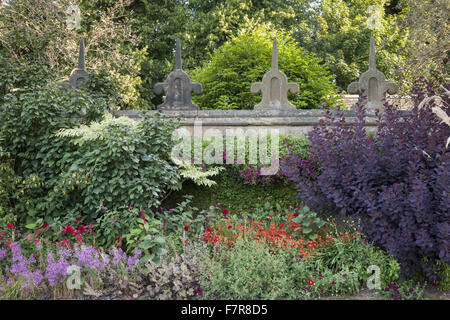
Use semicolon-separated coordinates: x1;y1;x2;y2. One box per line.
202;213;357;259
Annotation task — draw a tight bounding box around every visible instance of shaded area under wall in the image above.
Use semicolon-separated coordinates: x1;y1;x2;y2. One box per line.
161;169;298;216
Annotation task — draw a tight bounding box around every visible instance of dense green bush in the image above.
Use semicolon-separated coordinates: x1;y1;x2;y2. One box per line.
199;238;298;299
0;59;55;95
0;79;106;224
54;113;181;220
191;27;340;110
313;232;401;289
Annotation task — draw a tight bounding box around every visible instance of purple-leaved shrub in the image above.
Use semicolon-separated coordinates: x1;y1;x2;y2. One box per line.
281;79;449;282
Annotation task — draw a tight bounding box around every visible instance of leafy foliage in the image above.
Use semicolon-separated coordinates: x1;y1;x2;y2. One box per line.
291;206;327;241
170;157;224;189
297;0;410;92
55;112;181;218
396;0;449;89
0;72;106;223
145;242;206;300
192;27;340;110
0;0;146;109
199;238;298;299
282;80;450;282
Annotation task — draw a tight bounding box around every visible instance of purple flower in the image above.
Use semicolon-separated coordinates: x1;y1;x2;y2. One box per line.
27;255;36;264
101;206;107;211
110;248;127;265
216;202;221;207
32;269;43;285
127;256;139;270
0;248;6;259
169;209;174;213
58;248;72;260
196;285;203;296
45;256;70;286
129;206;133;210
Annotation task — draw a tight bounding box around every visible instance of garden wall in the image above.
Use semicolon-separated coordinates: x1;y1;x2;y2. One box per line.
111;109;411;136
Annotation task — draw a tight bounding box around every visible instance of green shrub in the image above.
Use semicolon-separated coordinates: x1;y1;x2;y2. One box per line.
0;83;105;224
192;27;340;110
291;206;327;241
289;259;360;298
0;59;55;95
54;113;181;220
312;233;401;289
199;238;298;299
436;261;450;292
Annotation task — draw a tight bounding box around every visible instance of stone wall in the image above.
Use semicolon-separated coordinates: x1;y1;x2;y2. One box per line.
111;109;411;136
341;94;413;110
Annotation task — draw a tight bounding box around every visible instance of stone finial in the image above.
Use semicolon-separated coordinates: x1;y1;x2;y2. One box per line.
67;38;89;88
175;38;182;70
347;37;397;109
251;38;299;110
154;39;202;110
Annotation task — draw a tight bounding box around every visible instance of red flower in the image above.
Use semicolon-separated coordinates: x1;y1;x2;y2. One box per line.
294;213;299;217
184;226;189;231
76;226;86;233
76;218;82;224
42;224;48;229
308;279;314;285
62;226;74;233
222;209;229;216
205;227;212;233
7;224;14;229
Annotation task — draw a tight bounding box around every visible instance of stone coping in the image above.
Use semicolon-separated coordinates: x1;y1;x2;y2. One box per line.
111;109;410;127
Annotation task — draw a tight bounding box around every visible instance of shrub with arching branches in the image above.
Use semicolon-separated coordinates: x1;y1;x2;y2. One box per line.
282;79;449;282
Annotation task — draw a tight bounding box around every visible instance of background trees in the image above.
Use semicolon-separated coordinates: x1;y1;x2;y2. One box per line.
1;0;447;109
191;27;340;109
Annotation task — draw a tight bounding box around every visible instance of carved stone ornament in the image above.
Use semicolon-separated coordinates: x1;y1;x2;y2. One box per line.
251;38;299;110
154;39;202;110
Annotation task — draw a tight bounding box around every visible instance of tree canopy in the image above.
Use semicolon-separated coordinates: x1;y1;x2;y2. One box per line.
0;0;447;109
